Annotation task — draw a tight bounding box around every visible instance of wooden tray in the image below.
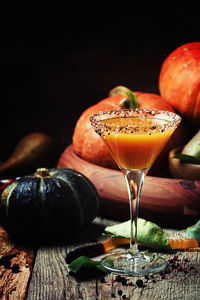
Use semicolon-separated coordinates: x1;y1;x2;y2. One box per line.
57;145;200;228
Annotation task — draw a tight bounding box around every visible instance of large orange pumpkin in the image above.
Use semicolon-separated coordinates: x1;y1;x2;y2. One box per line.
159;42;200;126
73;90;182;175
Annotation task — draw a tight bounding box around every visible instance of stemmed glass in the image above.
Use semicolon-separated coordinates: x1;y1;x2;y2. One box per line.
90;108;181;275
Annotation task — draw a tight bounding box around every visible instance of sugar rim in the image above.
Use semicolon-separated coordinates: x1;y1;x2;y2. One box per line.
90;108;181;134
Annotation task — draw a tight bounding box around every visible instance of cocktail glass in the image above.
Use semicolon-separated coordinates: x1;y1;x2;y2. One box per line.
90;108;181;276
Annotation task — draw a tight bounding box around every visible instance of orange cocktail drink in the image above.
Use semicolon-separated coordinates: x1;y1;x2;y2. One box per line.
90;109;181;276
100;116;174;170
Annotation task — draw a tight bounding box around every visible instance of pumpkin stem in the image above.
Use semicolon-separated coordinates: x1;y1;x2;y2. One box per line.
109;85;139;109
36;168;50;178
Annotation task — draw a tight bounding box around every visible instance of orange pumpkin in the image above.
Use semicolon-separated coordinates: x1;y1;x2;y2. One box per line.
159;42;200;126
73;90;182;175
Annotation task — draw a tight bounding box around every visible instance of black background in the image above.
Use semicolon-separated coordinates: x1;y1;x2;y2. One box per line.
0;4;199;164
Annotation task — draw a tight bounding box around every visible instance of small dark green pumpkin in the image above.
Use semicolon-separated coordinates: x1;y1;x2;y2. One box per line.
0;168;99;242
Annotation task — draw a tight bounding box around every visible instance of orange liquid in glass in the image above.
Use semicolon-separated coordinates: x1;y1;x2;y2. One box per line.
100;116;175;170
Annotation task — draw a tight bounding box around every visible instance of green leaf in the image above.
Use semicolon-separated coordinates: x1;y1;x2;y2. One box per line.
181;130;200;160
105;218;171;251
68;255;107;274
173;153;200;164
186;220;200;245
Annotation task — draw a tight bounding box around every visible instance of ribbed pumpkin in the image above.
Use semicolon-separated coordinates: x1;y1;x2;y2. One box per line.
73;89;182;175
159;42;200;126
0;168;99;243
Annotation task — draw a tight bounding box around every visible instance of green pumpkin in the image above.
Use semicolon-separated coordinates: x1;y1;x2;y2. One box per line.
0;168;99;243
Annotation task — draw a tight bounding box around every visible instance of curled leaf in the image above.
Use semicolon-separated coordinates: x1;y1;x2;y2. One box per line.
105;218;171;251
186;220;200;245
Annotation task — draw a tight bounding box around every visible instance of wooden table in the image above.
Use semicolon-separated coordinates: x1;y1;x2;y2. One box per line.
1;217;200;300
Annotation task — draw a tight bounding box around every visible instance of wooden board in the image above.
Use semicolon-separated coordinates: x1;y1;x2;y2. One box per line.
0;227;35;300
27;217;200;300
57;145;200;228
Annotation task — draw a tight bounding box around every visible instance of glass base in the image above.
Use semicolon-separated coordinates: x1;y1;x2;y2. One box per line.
101;251;167;276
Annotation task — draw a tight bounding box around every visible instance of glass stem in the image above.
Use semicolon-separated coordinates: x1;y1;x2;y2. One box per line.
123;169;145;254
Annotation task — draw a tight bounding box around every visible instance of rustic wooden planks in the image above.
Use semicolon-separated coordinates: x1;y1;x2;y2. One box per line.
0;227;35;300
1;217;200;299
26;217;200;300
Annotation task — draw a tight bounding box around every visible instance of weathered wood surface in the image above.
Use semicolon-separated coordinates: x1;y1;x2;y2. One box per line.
0;227;35;300
27;217;200;300
57;145;200;228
